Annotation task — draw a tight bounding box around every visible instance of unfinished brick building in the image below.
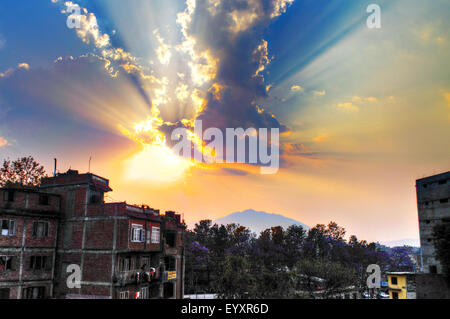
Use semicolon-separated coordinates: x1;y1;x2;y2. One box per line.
0;188;61;299
0;170;185;299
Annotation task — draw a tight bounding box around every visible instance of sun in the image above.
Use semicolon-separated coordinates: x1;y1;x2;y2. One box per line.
125;144;193;184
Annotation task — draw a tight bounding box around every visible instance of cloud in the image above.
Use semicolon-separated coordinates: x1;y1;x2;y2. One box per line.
313;135;329;143
352;96;378;103
176;0;294;133
291;85;303;92
62;2;110;48
154;29;172;65
312;90;326;96
17;63;30;71
0;63;31;78
337;102;359;112
0;137;8;147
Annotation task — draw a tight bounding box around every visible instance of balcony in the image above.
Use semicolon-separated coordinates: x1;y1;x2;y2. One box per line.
114;268;159;286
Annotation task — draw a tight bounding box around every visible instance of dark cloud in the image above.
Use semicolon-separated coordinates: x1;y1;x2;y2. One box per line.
183;0;293;132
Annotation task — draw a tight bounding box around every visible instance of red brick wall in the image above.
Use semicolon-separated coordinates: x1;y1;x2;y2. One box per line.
84;220;115;250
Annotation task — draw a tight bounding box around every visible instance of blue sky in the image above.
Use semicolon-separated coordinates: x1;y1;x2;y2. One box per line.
0;0;449;242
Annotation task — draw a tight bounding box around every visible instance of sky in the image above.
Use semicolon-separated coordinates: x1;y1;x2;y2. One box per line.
0;0;449;243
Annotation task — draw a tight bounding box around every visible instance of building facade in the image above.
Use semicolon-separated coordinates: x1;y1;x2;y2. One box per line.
0;170;185;299
0;188;61;299
387;272;416;299
415;171;450;299
416;171;449;274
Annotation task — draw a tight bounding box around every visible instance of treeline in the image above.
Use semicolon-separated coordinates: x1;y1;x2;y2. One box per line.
184;221;415;299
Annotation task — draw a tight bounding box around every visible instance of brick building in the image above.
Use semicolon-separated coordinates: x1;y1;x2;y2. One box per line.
0;188;61;299
0;170;185;299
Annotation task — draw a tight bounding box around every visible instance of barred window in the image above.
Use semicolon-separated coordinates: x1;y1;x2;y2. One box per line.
131;225;145;242
151;227;160;244
32;222;49;238
1;219;16;236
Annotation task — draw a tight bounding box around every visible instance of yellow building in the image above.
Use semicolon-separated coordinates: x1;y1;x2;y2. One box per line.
387;272;417;299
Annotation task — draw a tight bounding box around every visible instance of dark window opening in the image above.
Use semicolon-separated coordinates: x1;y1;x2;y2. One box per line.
90;194;101;204
426;220;431;224
438;179;447;185
429;265;437;274
32;222;49;238
423;184;427;188
391;277;398;285
440;198;448;204
164;256;176;271
0;288;10;299
29;256;49;271
3;190;15;202
392;292;398;299
0;256;15;271
163;282;174;299
120;257;132;272
166;231;177;247
23;287;45;299
39;195;49;206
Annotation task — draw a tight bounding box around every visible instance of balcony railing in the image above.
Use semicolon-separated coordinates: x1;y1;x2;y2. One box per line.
114;268;159;286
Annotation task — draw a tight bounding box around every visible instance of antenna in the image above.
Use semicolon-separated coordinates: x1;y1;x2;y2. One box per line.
54;158;57;177
88;156;92;173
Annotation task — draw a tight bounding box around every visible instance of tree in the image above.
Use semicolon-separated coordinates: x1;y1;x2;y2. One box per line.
295;258;357;299
216;256;253;299
0;156;47;187
433;220;450;284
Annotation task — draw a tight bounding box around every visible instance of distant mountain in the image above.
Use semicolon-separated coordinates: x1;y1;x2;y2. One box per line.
214;209;310;235
380;238;420;248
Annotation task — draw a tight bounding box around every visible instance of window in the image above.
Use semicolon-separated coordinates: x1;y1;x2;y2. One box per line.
1;219;16;236
146;230;151;244
166;231;176;247
163;282;174;299
32;222;49;238
29;256;50;271
23;287;45;299
0;288;10;299
438;179;447;185
0;256;16;271
390;277;398;285
131;225;145;242
39;195;49;206
140;287;148;299
141;256;150;269
151;227;160;244
119;291;129;299
3;190;15;202
392;292;398;299
440;198;449;204
90;194;101;204
430;265;437;274
164;256;176;271
120;257;132;272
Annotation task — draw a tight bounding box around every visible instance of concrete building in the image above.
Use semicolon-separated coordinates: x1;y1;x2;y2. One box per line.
416;171;449;274
415;171;450;299
0;170;185;299
387;272;416;299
